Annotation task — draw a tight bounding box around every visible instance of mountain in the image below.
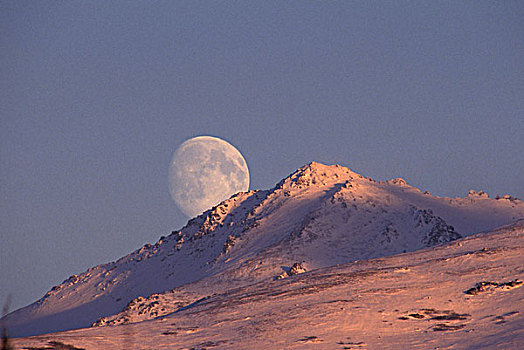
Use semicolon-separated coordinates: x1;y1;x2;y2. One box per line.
5;162;524;338
13;221;524;349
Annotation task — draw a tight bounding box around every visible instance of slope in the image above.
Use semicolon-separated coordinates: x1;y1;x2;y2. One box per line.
14;221;524;349
5;162;524;337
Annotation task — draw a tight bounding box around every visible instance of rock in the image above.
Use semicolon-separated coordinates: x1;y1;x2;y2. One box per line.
289;262;307;276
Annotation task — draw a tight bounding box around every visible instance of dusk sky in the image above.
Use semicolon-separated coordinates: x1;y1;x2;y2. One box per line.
2;1;523;311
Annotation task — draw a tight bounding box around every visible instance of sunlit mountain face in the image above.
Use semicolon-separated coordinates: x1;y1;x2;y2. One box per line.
6;163;524;350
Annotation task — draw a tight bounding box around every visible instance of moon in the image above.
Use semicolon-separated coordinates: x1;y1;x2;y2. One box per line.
168;136;250;218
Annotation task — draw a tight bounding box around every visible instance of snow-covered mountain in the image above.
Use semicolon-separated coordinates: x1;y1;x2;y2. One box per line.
14;220;524;349
5;162;524;338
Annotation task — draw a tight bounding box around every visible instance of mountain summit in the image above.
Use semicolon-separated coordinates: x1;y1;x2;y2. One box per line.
5;162;524;337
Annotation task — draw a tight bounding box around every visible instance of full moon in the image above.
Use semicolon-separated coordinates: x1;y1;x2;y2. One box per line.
168;136;250;218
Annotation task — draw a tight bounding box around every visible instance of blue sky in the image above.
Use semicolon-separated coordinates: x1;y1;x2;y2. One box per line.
1;1;523;310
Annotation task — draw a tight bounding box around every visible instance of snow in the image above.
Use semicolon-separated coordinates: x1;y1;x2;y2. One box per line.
4;162;524;347
13;221;524;349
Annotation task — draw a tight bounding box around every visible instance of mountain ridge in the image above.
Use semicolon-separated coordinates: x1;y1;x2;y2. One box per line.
5;162;524;337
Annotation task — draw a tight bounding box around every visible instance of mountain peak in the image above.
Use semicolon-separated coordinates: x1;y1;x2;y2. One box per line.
277;162;362;191
5;162;524;338
301;161;358;175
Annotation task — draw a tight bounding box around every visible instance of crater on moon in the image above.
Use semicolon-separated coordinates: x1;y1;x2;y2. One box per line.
168;136;250;218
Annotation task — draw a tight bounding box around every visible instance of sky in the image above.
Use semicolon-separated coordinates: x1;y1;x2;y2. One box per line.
1;1;523;311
